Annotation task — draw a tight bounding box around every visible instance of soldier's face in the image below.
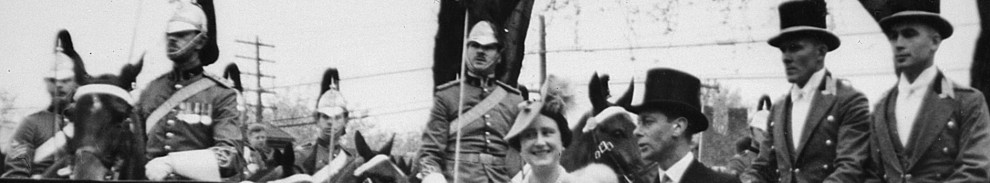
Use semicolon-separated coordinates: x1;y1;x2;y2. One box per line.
317;112;347;139
779;38;825;86
634;110;682;162
166;30;204;62
886;22;940;75
518;115;564;167
464;41;501;76
45;77;78;99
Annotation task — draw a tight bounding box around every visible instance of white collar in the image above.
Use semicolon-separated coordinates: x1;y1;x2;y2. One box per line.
658;152;694;183
790;68;827;101
897;66;938;96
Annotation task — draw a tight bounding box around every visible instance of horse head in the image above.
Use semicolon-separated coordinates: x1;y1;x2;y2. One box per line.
561;73;648;183
52;32;144;179
331;131;413;183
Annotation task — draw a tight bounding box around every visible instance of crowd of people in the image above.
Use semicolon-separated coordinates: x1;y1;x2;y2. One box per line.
2;0;989;183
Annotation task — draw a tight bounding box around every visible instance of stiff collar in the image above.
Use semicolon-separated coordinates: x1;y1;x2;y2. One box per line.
790;68;827;101
658;152;694;183
465;72;497;88
170;66;205;81
897;66;938;97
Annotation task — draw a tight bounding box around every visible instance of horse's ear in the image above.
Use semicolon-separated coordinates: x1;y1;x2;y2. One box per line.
57;30;90;85
614;78;635;109
223;63;243;92
320;68;340;95
118;53;144;91
588;72;609;114
757;95;772;110
354;131;375;160
379;133;396;156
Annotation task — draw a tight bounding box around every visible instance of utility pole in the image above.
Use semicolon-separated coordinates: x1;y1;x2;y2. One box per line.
538;15;547;86
235;36;276;124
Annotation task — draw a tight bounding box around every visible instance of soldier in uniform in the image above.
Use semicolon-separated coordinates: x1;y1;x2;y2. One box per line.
742;1;872;183
865;1;990;182
291;68;356;180
417;20;526;183
138;1;243;181
2;30;82;179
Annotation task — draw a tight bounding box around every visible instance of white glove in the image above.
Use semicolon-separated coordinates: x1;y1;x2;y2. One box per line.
421;173;446;183
145;156;174;181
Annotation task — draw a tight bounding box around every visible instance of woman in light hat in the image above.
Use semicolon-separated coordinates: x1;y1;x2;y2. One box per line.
504;92;574;183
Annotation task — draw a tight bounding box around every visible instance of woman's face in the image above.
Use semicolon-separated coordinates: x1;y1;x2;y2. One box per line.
519;115;564;167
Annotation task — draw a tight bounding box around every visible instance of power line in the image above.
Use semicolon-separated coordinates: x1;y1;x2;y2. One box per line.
269;66;432;89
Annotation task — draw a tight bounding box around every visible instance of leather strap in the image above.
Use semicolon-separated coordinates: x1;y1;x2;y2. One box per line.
448;87;508;135
145;79;216;133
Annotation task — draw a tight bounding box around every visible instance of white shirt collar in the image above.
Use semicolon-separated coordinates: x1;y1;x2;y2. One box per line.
897;66;938;97
658;152;694;183
790;68;827;101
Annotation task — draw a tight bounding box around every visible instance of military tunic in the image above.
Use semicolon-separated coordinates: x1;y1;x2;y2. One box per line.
417;76;525;183
293;138;353;175
135;68;242;159
2;109;67;178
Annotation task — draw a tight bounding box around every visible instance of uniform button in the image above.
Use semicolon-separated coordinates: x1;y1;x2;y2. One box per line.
483;114;491;119
770;122;774;126
827;115;834;122
822;164;829;169
167;120;175;125
483;88;489;92
174;84;183;89
883;174;888;178
770;145;775;150
947;120;956;129
485;131;491;136
166;132;175;138
164;145;172;151
825;140;833;146
486;122;492;126
793;168;800;173
905;174;912;179
942;147;950;154
485;140;491;144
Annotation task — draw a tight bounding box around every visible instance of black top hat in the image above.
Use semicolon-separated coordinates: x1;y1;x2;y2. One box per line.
629;68;708;135
879;0;952;39
768;0;840;51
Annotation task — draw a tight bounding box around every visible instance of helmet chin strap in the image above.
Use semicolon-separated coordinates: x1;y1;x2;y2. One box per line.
167;32;206;60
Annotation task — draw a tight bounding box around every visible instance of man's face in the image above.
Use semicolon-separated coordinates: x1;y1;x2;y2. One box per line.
248;131;268;150
316;112;348;139
886;22;940;74
518;115;564;167
45;77;78;100
464;41;501;76
779;37;825;86
166;30;203;62
633;110;681;162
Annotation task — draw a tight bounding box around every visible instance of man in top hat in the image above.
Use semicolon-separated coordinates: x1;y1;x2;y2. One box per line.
2;30;83;179
865;0;990;182
742;1;873;183
137;1;243;180
417;20;526;183
630;68;740;183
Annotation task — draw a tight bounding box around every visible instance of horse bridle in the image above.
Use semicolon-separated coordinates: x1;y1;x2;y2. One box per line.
590;132;635;183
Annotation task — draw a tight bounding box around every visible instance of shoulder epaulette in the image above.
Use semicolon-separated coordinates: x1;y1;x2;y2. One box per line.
204;73;232;89
494;80;521;94
436;80;460;90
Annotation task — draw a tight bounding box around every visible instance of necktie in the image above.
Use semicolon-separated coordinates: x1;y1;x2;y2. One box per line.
661;175;674;183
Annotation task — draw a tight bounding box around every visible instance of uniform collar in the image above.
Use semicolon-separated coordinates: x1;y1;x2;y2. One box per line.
658;152;694;183
465;72;496;88
790;68;827;101
170;66;205;81
897;66;938;98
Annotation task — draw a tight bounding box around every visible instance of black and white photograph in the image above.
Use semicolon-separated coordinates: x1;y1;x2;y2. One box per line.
0;0;988;182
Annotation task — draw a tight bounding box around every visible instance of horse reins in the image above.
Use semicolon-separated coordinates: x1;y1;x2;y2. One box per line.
590;132;634;183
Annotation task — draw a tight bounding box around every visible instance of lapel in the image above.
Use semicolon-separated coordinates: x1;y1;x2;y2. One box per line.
772;97;796;163
903;73;956;170
873;88;904;172
795;74;837;158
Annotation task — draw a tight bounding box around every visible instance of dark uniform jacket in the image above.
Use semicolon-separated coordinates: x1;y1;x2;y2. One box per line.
865;71;990;183
744;72;871;183
644;159;741;183
293;137;354;175
135;68;242;159
2;109;67;178
417;76;524;183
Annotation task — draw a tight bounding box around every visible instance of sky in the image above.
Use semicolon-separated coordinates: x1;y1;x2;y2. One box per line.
0;0;982;150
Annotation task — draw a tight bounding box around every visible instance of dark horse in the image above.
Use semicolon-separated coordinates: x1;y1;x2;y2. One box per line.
561;73;657;183
40;53;145;180
320;131;414;183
